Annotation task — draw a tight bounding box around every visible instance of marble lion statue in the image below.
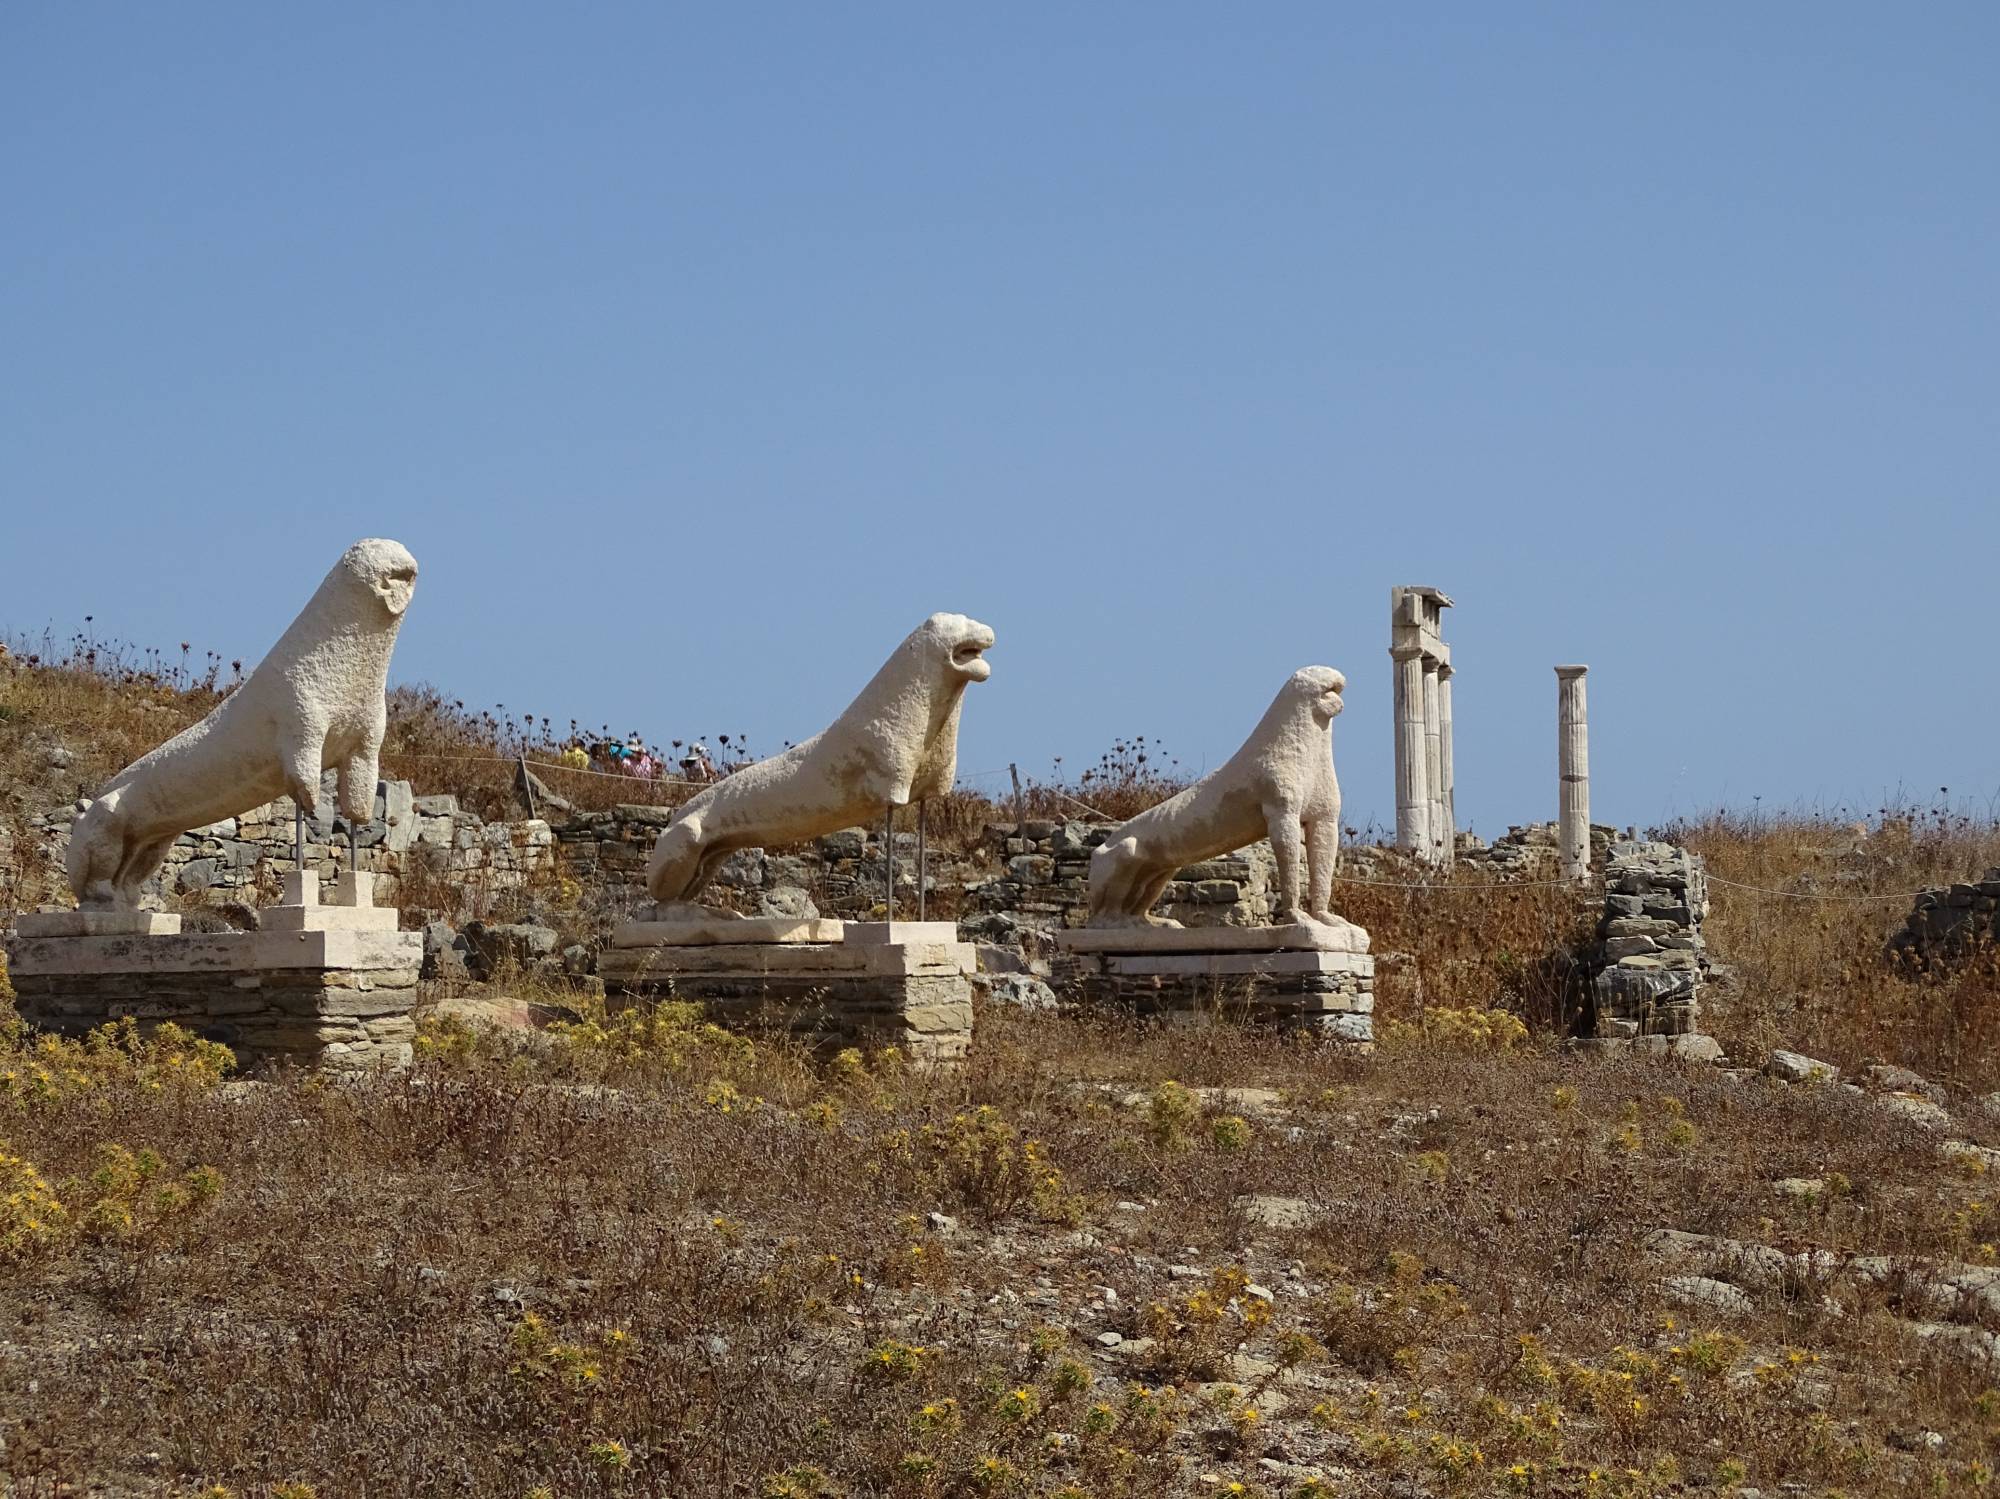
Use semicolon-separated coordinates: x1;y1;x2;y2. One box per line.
66;539;419;909
1087;665;1348;929
646;612;994;909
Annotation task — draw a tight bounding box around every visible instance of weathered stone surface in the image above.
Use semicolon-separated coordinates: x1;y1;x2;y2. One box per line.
611;916;844;948
1768;1049;1840;1084
1879;1093;1952;1130
1056;922;1367;955
4;929;420;1073
461;921;560;980
1589;842;1709;1039
978;973;1059;1011
15;910;183;937
1054;944;1373;1039
603;937;974;1066
422;921;471;982
1661;1275;1754;1317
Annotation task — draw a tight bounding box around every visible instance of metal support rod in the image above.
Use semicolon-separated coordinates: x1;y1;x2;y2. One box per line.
917;800;927;922
883;802;895;923
348;824;359;873
293;805;305;867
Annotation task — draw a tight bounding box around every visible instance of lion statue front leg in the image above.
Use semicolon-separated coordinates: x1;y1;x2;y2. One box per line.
1265;806;1312;926
1305;817;1340;925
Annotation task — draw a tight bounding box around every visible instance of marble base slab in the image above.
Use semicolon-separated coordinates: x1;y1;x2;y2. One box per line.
262;869;399;933
261;903;401;933
14;910;183;938
1053;921;1369;955
843;921;959;947
6;928;421;977
610;916;845;949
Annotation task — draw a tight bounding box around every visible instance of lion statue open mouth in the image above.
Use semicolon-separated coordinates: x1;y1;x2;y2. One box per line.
646;612;994;910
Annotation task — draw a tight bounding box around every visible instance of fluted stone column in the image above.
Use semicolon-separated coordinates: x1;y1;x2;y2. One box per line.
1421;662;1444;863
1393;647;1431;856
1437;664;1455;867
1557;665;1590;880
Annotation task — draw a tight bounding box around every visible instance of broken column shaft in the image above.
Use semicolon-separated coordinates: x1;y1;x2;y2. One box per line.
1557;665;1590;880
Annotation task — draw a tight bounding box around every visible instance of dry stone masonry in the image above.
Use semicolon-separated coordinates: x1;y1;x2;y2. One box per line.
1889;869;2000;968
20;779;556;915
1591;841;1710;1038
8;873;420;1072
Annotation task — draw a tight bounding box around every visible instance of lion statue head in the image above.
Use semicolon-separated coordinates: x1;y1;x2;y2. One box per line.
340;538;420;618
1287;665;1346;725
915;611;995;683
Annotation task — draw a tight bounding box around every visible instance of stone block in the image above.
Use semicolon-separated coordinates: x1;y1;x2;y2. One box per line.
1055;922;1368;955
603;935;974;1066
1096;949;1372;979
844;921;959;947
3;926;422;1074
261;904;400;934
611;916;845;948
15;910;183;937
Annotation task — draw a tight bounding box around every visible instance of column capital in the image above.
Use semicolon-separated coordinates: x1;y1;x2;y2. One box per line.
1555;664;1589;680
1390;644;1427;663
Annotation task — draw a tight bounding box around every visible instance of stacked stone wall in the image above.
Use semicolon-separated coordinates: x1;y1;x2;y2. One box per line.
1590;841;1710;1037
1888;870;2000;968
12;777;558;918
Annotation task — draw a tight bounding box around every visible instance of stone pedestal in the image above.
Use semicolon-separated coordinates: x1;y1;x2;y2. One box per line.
599;916;973;1065
1051;923;1375;1042
5;878;419;1071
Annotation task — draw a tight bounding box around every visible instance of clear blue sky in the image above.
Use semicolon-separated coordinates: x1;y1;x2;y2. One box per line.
5;5;1996;836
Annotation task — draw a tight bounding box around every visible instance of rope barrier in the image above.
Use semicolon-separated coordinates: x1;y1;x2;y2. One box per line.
1048;789;1116;821
1704;873;1936;903
381;750;707;788
1332;873;1589;891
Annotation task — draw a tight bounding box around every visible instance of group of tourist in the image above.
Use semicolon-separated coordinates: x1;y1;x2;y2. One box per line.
551;738;720;784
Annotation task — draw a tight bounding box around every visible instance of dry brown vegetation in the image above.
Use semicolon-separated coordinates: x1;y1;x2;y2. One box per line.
1674;806;2000;1088
6;1004;2000;1496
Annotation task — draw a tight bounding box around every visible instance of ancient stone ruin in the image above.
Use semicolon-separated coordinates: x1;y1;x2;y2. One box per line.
1590;841;1711;1040
1390;586;1455;865
1888;869;2000;968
